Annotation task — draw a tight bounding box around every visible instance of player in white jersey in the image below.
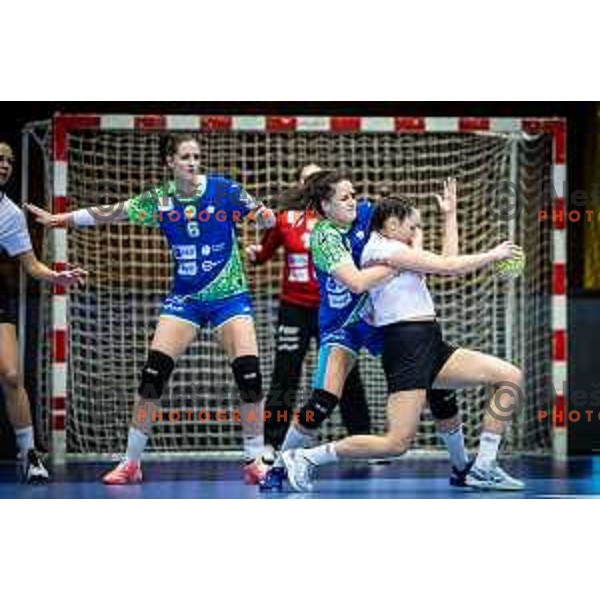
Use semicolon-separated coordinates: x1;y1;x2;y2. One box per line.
283;191;526;492
0;142;86;483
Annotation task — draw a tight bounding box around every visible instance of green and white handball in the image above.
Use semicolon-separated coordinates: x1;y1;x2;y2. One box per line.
495;251;525;281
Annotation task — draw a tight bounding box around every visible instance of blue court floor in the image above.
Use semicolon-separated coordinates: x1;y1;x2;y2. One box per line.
2;456;600;499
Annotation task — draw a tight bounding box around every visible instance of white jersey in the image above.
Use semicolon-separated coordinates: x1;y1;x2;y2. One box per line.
361;232;436;326
0;192;32;257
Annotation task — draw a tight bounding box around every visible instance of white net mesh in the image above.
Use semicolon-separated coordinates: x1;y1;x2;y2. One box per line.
32;125;554;454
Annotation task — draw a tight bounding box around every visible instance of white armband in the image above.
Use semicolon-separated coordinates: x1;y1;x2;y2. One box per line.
72;208;98;227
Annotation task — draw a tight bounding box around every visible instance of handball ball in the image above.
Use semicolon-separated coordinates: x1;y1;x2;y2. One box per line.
495;252;525;281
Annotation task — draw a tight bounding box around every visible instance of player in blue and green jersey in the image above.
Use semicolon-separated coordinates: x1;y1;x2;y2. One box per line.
260;170;393;489
262;171;470;492
28;134;275;485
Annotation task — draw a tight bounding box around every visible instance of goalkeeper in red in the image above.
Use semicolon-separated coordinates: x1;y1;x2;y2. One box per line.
28;135;275;485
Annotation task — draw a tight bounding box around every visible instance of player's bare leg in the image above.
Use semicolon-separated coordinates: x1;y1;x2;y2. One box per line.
217;316;268;483
258;346;356;491
283;390;427;492
279;345;354;455
433;348;524;490
284;348;525;492
0;323;48;483
103;317;197;484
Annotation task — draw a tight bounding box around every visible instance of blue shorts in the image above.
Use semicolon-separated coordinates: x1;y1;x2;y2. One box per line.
313;319;382;390
320;319;383;357
160;292;254;329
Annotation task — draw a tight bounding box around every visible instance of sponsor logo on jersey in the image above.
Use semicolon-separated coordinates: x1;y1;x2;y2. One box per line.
288;253;309;268
326;278;348;294
201;260;222;272
163;295;187;311
206;205;216;215
178;262;198;277
328;292;352;309
326;276;351;309
289;270;309;283
173;245;197;260
184;206;197;221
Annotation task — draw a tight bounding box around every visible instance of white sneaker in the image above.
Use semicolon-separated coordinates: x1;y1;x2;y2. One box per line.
281;449;316;493
23;449;49;484
465;463;525;491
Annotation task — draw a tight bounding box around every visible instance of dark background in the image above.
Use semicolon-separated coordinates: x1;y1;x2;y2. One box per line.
0;101;597;456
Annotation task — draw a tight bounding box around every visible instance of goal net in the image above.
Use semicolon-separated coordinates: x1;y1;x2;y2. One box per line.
29;116;559;457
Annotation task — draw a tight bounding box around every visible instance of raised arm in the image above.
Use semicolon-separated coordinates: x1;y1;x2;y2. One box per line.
436;177;459;256
386;240;520;277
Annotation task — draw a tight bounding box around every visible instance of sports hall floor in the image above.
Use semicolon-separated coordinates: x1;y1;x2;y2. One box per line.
2;456;600;499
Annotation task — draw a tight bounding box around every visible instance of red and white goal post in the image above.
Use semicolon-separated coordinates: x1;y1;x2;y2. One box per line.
22;114;567;462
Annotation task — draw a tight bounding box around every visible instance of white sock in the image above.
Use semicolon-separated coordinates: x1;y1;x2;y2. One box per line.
275;424;314;467
15;426;34;457
126;428;149;462
243;434;264;463
303;443;339;467
474;431;502;470
439;425;469;471
262;444;276;465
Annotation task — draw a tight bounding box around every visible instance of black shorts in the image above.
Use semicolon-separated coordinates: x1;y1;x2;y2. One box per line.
382;321;458;393
0;286;17;325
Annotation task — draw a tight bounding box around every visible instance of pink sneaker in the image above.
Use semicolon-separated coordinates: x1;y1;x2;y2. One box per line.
102;459;143;485
244;457;270;485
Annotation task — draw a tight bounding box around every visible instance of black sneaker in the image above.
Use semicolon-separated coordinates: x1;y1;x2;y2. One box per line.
449;458;474;487
23;449;50;484
259;466;287;492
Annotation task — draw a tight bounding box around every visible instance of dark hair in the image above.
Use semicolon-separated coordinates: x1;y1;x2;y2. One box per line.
301;169;348;216
159;134;199;163
371;195;417;232
276;163;323;210
277;185;305;210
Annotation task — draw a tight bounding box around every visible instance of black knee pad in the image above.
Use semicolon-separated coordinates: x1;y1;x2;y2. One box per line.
299;389;338;430
232;355;263;403
138;350;175;400
428;389;459;421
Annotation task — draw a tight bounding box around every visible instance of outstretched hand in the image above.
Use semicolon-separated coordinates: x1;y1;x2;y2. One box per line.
25;203;71;228
52;267;88;288
491;241;523;262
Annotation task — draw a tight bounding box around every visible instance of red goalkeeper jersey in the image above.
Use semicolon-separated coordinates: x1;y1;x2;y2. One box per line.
253;209;320;309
